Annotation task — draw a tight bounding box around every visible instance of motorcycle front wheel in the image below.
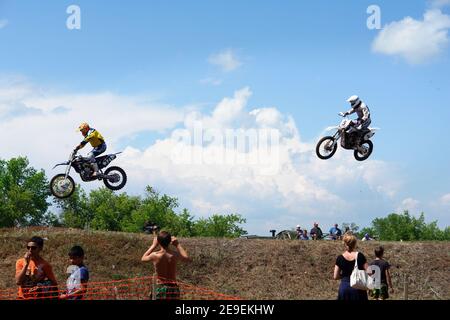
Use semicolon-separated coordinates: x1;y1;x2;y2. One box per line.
50;174;76;199
316;136;338;160
103;166;127;191
354;140;373;161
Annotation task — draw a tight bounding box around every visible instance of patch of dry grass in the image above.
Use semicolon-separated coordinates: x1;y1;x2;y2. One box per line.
1;227;449;300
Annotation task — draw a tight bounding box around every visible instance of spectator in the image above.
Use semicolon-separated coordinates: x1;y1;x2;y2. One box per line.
369;246;394;300
295;225;302;240
300;229;309;240
333;233;368;300
329;224;342;240
60;246;89;300
362;233;374;241
15;236;58;299
310;222;323;240
141;231;191;300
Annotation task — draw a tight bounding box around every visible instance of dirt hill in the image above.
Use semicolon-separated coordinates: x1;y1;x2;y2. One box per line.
1;227;448;300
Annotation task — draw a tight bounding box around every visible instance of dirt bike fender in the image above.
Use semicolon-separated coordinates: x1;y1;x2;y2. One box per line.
364;131;375;140
52;162;69;169
98;154;117;169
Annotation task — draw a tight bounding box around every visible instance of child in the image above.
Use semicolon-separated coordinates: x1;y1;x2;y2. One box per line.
369;246;394;300
60;246;89;300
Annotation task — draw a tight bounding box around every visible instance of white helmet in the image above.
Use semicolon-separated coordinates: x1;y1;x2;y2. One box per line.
296;225;301;229
347;95;361;108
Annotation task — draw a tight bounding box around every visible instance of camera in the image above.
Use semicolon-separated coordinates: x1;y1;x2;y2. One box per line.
143;221;160;234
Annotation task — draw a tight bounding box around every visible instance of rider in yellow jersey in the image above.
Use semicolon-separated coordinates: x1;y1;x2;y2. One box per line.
74;123;107;178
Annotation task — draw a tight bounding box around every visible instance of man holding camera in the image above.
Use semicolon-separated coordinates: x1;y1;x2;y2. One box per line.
141;231;191;300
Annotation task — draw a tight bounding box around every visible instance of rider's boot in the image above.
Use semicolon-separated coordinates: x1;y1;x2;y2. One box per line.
91;162;102;179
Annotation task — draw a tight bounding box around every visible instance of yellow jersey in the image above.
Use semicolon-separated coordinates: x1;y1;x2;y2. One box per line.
80;128;105;148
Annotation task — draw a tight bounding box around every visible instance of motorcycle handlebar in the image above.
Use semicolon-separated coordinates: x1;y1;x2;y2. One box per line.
69;150;78;161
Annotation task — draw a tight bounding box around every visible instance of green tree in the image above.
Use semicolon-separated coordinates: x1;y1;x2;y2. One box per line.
192;214;247;238
120;186;180;233
444;227;450;240
56;183;248;238
55;186;91;229
172;208;196;237
88;188;141;231
41;211;63;227
369;211;448;241
358;227;376;239
0;157;50;227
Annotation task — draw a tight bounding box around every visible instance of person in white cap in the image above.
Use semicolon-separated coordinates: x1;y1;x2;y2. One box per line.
295;225;302;239
339;95;371;133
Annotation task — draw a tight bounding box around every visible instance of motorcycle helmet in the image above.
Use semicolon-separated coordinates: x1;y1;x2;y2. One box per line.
347;95;361;109
78;122;90;135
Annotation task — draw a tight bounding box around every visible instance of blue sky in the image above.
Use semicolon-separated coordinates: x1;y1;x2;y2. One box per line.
1;0;449;234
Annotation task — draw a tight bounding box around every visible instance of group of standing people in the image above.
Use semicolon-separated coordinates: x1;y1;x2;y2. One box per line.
333;233;393;300
15;236;89;300
295;223;343;240
16;232;392;301
14;232;190;300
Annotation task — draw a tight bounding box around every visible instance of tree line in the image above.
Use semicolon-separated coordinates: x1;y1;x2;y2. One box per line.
0;157;246;237
1;156;449;240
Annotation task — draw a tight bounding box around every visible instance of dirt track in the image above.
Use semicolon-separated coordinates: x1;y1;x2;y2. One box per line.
1;227;449;300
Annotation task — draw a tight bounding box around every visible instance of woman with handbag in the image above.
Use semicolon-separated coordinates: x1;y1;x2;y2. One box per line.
333;233;369;300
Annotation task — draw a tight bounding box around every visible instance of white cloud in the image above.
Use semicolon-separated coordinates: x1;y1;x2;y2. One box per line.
440;193;450;205
0;19;8;29
397;198;420;213
208;49;242;72
372;9;450;64
119;87;403;234
425;194;450;226
0;76;184;174
430;0;450;8
211;86;251;124
199;77;223;86
359;161;403;198
0;78;406;234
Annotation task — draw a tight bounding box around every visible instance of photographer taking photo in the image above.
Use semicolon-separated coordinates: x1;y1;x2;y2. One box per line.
143;221;160;234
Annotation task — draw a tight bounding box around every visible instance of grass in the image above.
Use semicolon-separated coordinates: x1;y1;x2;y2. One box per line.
1;227;449;300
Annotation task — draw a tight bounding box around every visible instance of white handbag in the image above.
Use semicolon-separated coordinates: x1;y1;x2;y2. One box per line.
350;252;368;290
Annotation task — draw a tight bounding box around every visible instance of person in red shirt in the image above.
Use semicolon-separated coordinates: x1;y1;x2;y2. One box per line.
15;236;58;299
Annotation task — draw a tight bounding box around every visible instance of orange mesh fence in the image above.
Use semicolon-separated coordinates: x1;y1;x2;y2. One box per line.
0;276;241;300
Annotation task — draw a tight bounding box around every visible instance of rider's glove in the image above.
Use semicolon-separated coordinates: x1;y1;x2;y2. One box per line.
339;112;346;117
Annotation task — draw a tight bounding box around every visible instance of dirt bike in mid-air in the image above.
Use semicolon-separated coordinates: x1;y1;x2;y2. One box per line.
316;114;379;161
50;150;127;199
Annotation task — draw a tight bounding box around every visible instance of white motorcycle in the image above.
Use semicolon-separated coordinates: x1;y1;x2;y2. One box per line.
316;114;379;161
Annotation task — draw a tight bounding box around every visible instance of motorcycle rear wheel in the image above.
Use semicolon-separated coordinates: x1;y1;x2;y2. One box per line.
354;140;373;161
103;166;127;191
50;174;76;199
316;136;338;160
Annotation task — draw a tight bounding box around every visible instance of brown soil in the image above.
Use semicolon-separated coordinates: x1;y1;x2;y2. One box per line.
1;227;449;300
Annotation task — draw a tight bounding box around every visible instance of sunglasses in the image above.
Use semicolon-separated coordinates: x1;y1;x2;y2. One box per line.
27;246;38;250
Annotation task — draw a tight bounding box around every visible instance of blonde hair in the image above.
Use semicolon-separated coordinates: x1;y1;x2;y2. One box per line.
343;233;357;251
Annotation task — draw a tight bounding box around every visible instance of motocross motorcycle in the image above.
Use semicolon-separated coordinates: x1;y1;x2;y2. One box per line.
316;114;379;161
50;150;127;199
